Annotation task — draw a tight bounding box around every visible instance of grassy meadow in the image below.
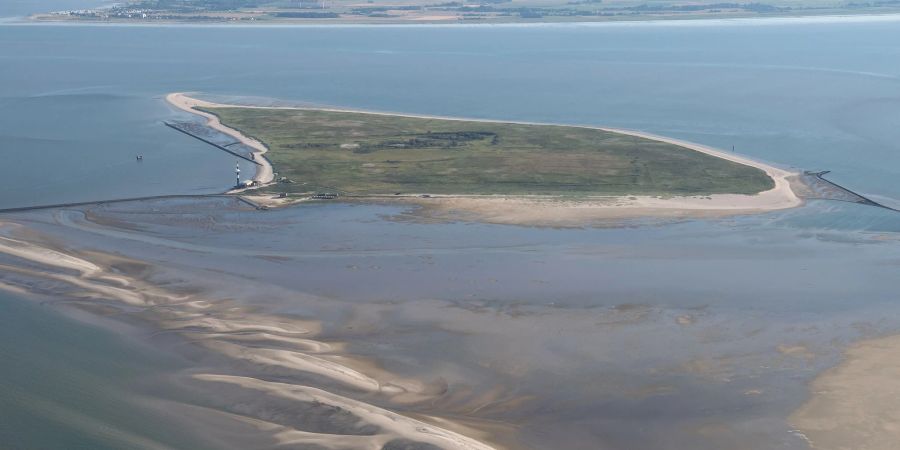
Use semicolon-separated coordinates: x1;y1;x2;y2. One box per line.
203;107;774;197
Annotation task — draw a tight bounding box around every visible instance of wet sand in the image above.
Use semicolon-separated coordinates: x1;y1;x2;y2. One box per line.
167;93;802;226
391;192;797;228
0;212;503;449
4;197;898;449
790;334;900;450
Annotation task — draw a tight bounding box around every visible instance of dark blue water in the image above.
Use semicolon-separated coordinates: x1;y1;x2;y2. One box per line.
1;18;900;211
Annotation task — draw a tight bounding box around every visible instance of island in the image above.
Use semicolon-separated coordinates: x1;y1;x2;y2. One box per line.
167;93;800;225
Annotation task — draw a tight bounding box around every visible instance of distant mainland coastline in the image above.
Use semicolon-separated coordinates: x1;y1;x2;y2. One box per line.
28;0;900;26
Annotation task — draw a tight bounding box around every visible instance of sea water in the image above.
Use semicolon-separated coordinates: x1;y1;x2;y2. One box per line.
0;291;226;449
1;14;900;450
1;18;899;212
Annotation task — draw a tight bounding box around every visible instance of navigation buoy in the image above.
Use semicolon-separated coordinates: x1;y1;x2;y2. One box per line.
235;162;241;188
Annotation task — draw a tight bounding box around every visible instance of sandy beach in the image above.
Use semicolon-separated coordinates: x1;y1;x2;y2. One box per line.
166;93;274;186
165;93;801;225
402;129;802;226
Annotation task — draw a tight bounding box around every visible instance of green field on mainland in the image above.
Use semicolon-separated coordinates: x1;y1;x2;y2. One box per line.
202;107;774;197
47;0;900;25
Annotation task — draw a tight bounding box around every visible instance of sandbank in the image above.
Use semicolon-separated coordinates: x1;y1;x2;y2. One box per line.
0;218;499;449
790;334;900;450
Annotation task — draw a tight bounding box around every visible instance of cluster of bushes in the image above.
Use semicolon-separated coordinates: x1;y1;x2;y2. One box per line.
133;0;264;11
274;11;340;17
454;6;596;17
283;142;332;149
620;2;784;12
440;1;786;17
351;5;422;13
351;131;499;153
423;131;497;141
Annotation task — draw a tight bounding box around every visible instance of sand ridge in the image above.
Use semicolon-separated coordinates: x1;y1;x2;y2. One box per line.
0;217;500;450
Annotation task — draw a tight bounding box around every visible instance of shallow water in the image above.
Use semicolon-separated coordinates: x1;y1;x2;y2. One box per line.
4;197;895;449
2;18;900;212
1;14;900;450
0;291;226;450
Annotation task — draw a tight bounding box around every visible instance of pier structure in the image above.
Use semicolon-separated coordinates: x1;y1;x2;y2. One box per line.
800;171;900;212
164;121;261;166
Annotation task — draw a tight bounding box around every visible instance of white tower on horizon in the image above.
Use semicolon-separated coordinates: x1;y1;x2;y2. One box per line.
235;162;241;188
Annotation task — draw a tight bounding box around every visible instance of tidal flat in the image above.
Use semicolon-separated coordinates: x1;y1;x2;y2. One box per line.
3;16;900;449
2;196;899;449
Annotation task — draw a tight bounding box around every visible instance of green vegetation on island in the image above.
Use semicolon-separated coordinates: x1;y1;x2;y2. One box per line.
203;107;774;197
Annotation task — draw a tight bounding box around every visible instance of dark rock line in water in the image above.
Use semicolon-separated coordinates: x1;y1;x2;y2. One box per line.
801;170;900;213
164;121;262;166
0;194;261;214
